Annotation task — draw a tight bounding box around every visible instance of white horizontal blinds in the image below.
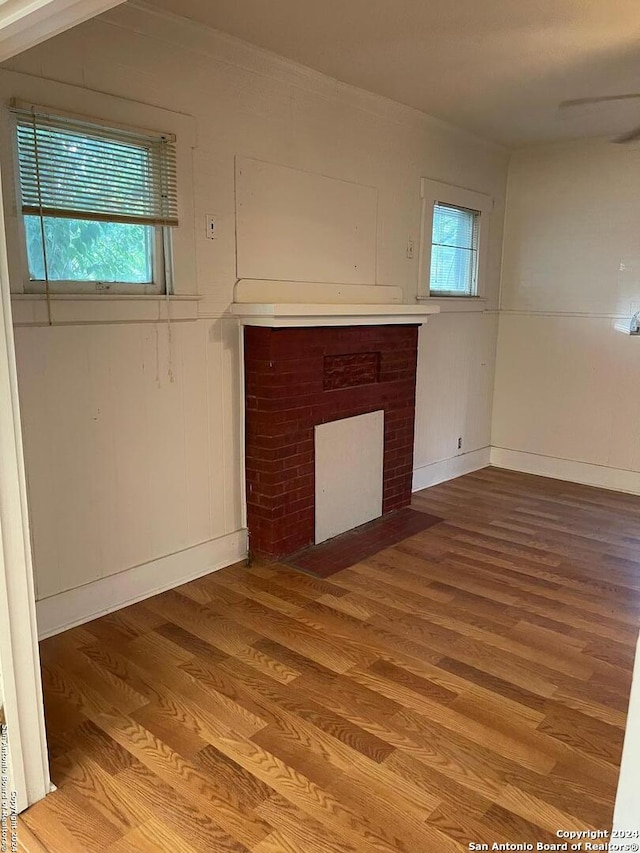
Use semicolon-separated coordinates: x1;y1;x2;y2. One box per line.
430;202;479;295
14;110;178;227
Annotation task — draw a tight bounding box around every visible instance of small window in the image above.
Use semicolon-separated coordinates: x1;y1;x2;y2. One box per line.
13;108;178;294
429;202;479;296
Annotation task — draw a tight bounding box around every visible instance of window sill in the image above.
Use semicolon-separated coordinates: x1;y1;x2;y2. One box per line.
10;294;201;326
416;296;488;313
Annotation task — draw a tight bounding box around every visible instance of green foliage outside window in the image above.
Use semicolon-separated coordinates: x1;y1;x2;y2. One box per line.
25;215;153;283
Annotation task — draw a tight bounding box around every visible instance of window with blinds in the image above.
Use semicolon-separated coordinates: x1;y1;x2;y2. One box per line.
13;108;178;293
429;202;479;296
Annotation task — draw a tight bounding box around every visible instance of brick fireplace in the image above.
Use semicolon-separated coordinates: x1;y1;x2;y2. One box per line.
243;323;421;559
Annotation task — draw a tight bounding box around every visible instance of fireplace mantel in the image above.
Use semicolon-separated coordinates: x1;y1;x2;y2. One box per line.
230;301;440;327
231;279;439;327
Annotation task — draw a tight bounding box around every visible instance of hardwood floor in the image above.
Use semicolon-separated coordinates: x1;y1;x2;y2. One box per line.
21;467;640;851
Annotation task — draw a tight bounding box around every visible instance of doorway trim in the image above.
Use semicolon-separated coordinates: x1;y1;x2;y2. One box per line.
0;163;50;813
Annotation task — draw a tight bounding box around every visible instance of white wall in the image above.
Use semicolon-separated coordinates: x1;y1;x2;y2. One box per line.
14;318;242;600
0;3;508;622
493;140;640;490
415;311;498;477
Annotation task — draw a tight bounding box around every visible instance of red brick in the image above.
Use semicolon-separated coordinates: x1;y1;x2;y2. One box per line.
244;324;419;559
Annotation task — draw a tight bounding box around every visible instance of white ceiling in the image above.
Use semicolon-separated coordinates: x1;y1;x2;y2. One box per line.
145;0;640;147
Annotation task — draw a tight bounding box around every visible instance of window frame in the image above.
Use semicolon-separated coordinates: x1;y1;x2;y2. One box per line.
429;202;480;297
0;90;199;303
17;215;171;296
11;110;174;296
418;178;493;302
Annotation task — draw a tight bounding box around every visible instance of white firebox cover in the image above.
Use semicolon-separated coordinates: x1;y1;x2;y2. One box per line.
314;410;384;545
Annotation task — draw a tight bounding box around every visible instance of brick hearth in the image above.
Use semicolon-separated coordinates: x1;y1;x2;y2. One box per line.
244;324;420;559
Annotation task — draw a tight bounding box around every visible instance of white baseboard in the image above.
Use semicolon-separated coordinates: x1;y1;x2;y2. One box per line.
413;445;640;499
614;634;640;833
35;529;248;639
490;447;640;497
412;447;491;491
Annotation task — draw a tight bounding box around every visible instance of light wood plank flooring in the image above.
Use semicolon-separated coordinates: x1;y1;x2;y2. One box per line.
21;467;639;851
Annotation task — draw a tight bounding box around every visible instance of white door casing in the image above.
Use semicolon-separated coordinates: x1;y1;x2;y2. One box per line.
0;159;50;812
0;0;125;62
